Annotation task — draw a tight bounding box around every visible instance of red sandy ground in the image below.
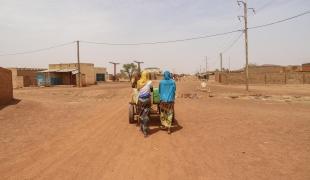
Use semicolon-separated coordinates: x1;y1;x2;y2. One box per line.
0;79;309;180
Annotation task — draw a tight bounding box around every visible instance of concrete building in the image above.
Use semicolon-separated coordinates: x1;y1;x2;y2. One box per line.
0;67;13;105
9;68;45;88
39;63;107;86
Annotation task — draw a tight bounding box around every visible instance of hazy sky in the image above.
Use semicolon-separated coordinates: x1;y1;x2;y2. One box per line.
0;0;309;74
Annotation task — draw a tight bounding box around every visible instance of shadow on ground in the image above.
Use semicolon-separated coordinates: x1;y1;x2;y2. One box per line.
147;115;183;135
0;99;21;111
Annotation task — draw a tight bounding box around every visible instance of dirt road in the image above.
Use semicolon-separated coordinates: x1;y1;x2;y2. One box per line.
0;81;310;179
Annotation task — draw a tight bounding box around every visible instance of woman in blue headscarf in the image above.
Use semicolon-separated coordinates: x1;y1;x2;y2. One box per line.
159;71;176;134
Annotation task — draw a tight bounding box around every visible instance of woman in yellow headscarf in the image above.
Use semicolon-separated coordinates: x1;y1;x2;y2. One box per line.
137;71;149;90
137;71;153;137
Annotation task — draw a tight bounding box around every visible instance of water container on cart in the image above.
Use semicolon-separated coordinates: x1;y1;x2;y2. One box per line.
153;87;160;104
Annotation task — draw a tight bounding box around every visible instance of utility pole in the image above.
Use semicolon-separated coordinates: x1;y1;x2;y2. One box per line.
134;61;144;74
205;56;208;80
220;53;223;72
76;40;81;87
205;56;208;74
109;61;120;81
229;56;231;73
238;0;255;91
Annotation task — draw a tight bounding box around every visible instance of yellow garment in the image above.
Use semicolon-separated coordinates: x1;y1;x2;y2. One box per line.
137;71;150;90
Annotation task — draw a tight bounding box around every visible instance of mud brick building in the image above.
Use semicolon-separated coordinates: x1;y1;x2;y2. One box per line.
144;67;162;80
0;67;13;105
248;65;285;73
302;63;310;72
9;68;45;88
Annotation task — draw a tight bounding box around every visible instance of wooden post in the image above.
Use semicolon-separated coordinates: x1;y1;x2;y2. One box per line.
243;1;249;91
303;73;305;84
220;53;223;72
226;73;228;85
77;40;81;87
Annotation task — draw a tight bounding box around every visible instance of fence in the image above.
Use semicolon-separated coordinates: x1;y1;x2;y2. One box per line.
216;72;310;84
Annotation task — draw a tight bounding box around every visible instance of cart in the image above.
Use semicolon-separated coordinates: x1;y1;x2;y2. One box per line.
128;87;160;124
129;87;175;124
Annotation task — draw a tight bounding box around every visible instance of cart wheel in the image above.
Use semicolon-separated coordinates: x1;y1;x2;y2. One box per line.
157;104;161;114
129;104;135;124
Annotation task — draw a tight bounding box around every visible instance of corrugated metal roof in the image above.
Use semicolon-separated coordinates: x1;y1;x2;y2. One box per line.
40;69;57;73
40;68;78;73
9;68;46;71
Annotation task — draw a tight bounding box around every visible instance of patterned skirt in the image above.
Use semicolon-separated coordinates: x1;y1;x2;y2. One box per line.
159;102;174;128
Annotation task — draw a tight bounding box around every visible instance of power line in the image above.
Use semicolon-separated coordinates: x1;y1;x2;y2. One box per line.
256;0;275;12
221;32;243;54
80;10;310;46
87;10;310;46
0;41;74;57
0;10;309;56
249;10;310;29
255;0;298;13
80;30;243;46
220;10;310;60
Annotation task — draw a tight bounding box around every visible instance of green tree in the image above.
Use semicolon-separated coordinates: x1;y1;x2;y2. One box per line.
122;63;138;83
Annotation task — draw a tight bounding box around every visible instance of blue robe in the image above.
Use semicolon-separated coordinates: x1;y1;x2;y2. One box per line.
159;71;176;102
